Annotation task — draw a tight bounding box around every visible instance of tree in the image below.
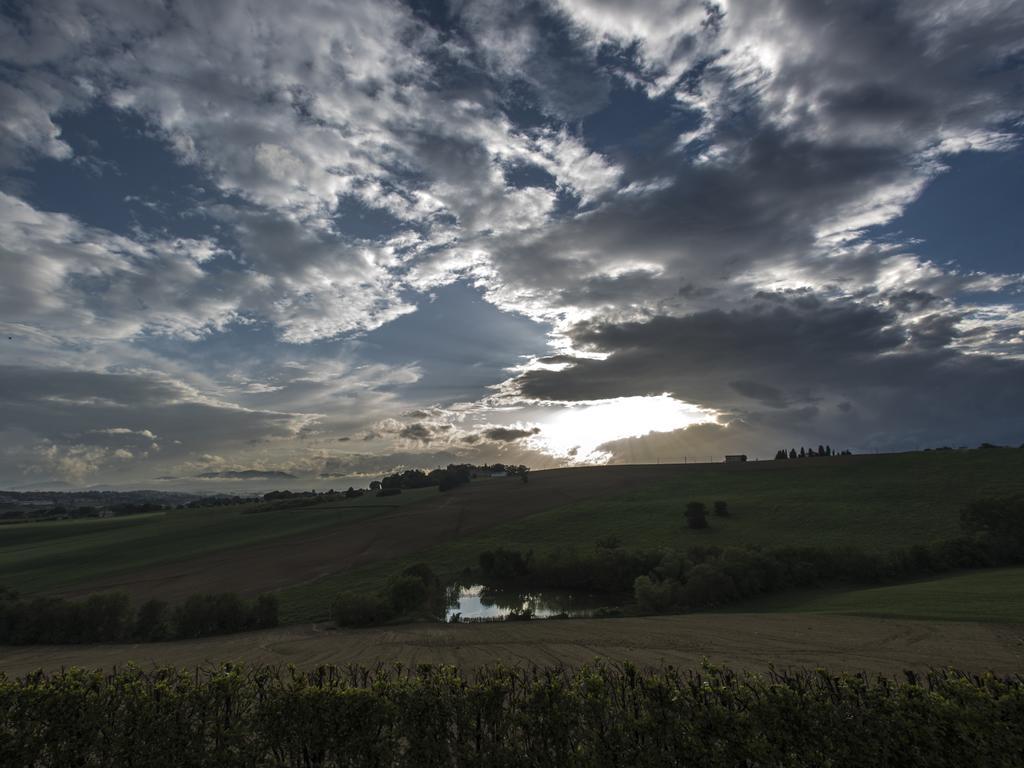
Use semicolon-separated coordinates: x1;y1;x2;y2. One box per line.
960;497;1024;546
774;449;788;460
251;594;279;629
386;575;429;614
633;575;681;613
799;447;806;458
789;448;797;459
80;593;131;642
685;501;709;529
135;599;171;641
369;480;381;491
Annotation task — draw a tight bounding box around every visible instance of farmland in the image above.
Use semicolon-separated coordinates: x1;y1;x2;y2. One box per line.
0;464;686;605
733;565;1024;623
279;447;1024;621
2;446;1024;681
2;612;1022;678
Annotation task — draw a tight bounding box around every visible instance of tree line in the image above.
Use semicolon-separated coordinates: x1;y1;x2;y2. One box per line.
0;590;278;644
376;464;530;494
774;444;851;459
3;663;1021;767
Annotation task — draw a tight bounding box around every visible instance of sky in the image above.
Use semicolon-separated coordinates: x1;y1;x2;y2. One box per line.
1;0;1023;491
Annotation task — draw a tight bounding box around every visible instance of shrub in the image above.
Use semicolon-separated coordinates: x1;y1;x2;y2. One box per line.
479;548;531;581
386;575;429;614
713;500;729;517
504;607;534;621
633;575;682;613
0;590;276;645
251;593;280;629
684;501;708;529
682;563;737;608
3;665;1023;767
173;593;250;638
376;487;402;497
960;496;1024;550
80;593;133;642
134;599;171;641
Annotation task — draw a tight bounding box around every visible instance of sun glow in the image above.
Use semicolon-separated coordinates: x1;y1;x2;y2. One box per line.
535;395;717;463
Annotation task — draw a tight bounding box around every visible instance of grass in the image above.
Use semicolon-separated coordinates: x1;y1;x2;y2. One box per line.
278;448;1024;621
0;488;438;595
5;448;1023;624
727;566;1024;623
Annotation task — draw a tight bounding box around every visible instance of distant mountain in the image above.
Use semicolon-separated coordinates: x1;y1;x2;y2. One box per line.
6;480;74;492
196;470;298;480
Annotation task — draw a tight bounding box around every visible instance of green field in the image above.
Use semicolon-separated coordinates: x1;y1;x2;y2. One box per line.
0;488;437;595
3;448;1023;625
729;566;1024;623
279;448;1024;620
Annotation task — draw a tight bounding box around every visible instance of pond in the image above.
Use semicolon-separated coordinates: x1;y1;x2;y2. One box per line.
445;584;617;622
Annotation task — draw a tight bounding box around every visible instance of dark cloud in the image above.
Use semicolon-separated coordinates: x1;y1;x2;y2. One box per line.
481;426;542;442
514;293;1024;451
397;422;453;443
0;364;303;483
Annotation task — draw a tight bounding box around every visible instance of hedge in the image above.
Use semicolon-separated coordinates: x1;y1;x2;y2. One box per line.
1;663;1022;767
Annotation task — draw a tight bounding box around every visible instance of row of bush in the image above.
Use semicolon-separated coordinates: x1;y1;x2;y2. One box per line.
0;590;278;645
476;497;1024;614
331;564;444;627
2;663;1021;767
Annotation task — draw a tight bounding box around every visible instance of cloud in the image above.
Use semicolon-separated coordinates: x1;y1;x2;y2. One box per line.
480;426;542;442
397;422;453;443
1;0;1022;485
511;292;1024;451
0;364;305;485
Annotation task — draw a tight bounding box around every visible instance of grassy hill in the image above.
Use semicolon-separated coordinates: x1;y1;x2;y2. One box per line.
728;566;1024;623
0;489;438;596
3;447;1023;623
279;447;1024;621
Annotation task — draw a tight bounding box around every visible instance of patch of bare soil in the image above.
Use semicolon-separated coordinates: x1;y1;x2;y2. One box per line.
4;613;1021;678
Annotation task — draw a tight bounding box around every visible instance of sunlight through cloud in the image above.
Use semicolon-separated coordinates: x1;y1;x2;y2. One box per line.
534;394;717;463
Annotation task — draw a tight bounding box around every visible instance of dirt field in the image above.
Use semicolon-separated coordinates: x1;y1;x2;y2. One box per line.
4;613;1022;678
62;464;685;604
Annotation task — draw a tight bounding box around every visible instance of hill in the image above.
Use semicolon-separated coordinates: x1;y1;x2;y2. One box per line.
2;448;1022;624
730;565;1024;623
0;464;684;604
279;447;1024;620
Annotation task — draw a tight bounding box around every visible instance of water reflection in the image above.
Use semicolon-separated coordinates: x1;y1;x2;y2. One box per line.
445;584;610;622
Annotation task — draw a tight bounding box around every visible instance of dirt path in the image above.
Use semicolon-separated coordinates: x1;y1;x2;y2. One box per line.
4;613;1022;677
63;464;685;604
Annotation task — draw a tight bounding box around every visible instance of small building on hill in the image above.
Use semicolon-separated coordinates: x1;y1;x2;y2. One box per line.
724;454;748;463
